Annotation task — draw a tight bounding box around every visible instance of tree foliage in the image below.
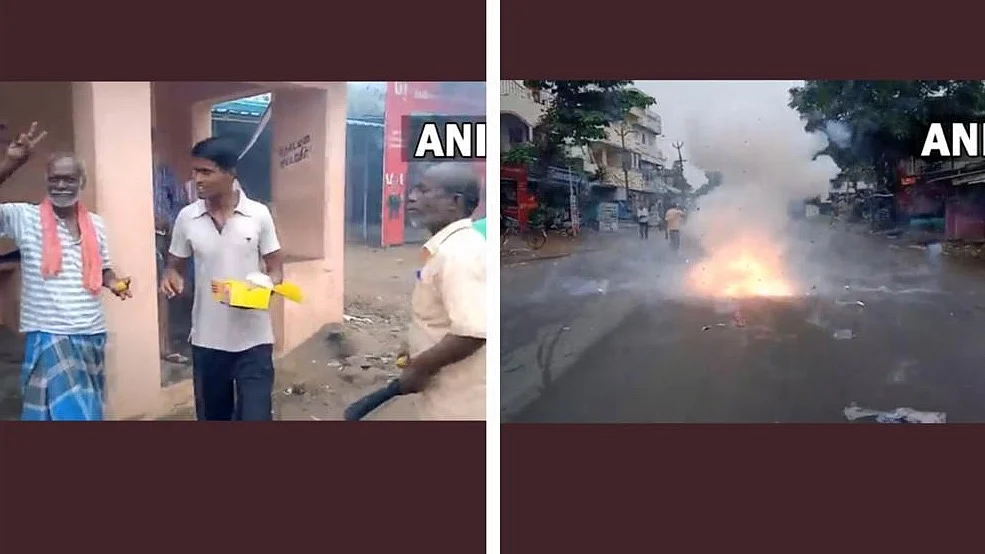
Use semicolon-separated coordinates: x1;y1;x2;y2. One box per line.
694;170;723;197
788;80;985;191
662;160;692;193
516;81;656;170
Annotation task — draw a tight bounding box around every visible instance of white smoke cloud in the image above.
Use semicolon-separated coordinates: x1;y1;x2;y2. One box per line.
823;120;852;149
637;80;844;294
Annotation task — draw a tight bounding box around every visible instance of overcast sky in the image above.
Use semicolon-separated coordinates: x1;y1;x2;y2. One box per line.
635;80;805;185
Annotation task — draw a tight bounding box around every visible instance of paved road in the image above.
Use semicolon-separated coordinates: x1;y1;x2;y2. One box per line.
501;223;985;423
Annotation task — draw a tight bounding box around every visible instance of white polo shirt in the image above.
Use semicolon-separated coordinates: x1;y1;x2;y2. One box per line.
409;218;486;420
169;192;281;352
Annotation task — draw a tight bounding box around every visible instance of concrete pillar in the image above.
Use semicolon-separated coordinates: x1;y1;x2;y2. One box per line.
270;87;328;260
323;82;347;316
151;84;196;183
266;83;346;354
71;82;160;419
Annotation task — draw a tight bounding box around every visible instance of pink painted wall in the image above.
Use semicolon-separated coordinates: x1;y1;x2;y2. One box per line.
268;83;347;354
72;82;160;418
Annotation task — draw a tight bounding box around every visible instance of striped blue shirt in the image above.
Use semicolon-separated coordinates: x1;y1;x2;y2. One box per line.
153;164;185;225
0;203;112;334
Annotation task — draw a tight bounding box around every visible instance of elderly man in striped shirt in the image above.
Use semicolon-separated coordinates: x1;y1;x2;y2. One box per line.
0;123;132;420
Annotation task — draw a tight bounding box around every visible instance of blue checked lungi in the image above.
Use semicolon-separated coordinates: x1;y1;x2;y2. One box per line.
20;332;108;421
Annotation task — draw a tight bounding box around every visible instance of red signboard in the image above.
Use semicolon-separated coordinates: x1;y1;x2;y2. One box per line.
501;166;536;230
380;82;486;247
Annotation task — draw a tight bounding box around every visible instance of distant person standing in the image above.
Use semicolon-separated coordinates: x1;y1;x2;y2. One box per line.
151;135;189;365
665;203;686;252
636;204;650;239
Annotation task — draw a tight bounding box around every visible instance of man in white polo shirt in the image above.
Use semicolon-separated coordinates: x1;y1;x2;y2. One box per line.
399;162;486;420
159;137;284;421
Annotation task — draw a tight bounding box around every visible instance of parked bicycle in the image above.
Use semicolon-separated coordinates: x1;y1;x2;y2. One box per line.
501;215;548;250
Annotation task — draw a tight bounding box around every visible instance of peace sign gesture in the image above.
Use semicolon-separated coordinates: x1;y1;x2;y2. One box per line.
5;122;47;162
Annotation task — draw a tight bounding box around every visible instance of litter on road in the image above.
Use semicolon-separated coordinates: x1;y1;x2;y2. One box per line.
843;403;946;423
343;313;374;324
832;329;854;340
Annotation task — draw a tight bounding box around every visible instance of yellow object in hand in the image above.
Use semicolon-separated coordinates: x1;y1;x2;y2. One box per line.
396;355;409;368
111;278;131;293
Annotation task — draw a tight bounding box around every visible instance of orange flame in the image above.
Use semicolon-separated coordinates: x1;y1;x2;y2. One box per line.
688;239;797;298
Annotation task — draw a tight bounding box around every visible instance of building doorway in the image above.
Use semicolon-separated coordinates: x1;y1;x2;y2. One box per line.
157;92;275;387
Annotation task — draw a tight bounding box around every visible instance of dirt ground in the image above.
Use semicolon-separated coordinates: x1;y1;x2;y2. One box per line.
160;242;424;421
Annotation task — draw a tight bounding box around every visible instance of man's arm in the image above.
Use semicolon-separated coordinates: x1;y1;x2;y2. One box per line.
0;156;25;187
258;208;284;285
95;219;117;287
164;253;189;275
165;211;191;274
399;249;486;394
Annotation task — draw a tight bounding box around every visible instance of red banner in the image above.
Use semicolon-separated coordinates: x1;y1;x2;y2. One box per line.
380;82;486;246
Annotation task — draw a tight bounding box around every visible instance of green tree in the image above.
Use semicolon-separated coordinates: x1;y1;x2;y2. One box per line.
663;160;691;193
508;81;656;175
788;80;985;192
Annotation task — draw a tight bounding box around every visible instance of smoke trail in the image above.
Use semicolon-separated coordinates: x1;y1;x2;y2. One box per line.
676;81;842;295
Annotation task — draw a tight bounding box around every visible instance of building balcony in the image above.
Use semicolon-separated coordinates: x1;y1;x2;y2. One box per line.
633;107;662;135
594;127;666;167
584;163;657;193
500;80;545;129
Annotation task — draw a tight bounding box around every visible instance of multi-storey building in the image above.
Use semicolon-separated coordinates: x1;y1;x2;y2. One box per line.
500;80;668;203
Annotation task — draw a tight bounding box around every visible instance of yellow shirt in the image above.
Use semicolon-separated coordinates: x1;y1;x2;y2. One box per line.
408;218;486;420
665;208;685;231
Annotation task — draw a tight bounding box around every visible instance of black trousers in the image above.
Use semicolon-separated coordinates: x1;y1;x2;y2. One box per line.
191;343;275;421
639;222;649;239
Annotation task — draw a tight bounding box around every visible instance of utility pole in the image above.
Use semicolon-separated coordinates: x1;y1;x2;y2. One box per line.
671;141;687;195
671;141;686;172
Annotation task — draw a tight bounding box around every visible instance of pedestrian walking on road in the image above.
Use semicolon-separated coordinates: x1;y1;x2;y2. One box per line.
665;203;686;253
400;162;486;420
637;204;650;239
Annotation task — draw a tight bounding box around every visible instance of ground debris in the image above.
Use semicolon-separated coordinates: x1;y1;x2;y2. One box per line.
343;314;374;324
943;241;985;261
843;402;946;423
284;383;308;396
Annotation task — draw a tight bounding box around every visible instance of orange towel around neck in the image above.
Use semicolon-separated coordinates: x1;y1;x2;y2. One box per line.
39;199;102;295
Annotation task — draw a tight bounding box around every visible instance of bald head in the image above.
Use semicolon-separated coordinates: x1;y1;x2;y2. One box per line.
47;152;85;174
407;162;482;233
422;162;481;213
